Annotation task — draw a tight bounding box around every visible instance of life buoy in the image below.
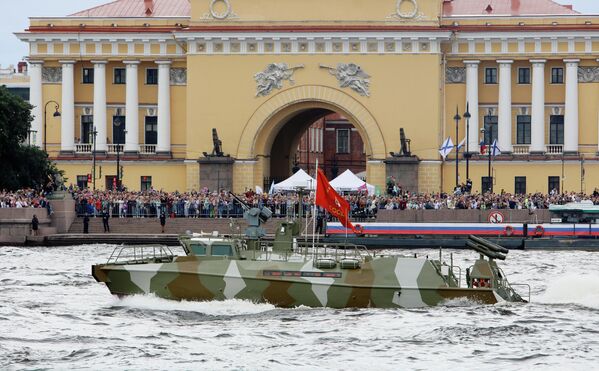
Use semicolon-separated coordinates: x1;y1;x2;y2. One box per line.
534;225;544;237
504;225;514;237
354;224;365;235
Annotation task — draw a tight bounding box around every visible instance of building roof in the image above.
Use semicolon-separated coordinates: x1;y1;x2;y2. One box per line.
69;0;191;18
443;0;579;17
68;0;580;19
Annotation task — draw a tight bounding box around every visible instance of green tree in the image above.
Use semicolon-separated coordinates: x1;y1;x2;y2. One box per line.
0;86;61;190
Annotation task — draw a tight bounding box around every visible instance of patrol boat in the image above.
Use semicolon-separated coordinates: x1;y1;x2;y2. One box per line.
92;197;528;308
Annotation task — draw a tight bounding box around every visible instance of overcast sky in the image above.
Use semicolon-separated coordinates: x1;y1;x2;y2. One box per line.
1;0;598;68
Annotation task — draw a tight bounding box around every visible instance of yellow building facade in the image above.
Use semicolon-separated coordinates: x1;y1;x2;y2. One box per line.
15;0;599;194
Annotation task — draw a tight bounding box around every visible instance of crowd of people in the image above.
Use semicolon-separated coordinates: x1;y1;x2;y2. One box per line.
4;185;599;221
0;189;53;214
68;186;599;220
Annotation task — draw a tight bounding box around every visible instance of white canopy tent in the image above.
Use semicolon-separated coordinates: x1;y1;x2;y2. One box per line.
329;169;375;194
271;169;316;191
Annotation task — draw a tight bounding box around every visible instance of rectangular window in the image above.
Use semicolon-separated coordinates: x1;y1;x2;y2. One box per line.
516;115;531;144
76;175;88;189
146;68;158;85
481;176;493;193
483;115;498;144
82;68;94;84
113;68;126;84
550;115;564;144
144;116;158;145
81;115;93;144
518;68;530;84
336;129;350;154
548;176;560;194
112;116;126;144
551;67;564;84
141;176;152;191
485;68;497;84
515;176;527;195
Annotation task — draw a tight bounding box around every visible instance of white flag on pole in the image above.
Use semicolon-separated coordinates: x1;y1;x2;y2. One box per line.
491;139;501;156
439;137;454;160
456;137;466;151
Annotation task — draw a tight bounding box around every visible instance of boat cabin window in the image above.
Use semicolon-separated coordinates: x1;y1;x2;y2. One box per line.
212;244;233;257
190;244;207;256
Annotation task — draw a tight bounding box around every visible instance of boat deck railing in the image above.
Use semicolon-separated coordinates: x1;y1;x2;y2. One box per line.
254;240;371;263
106;245;175;265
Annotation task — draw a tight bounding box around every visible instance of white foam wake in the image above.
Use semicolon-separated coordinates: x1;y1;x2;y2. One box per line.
539;273;599;309
112;294;276;316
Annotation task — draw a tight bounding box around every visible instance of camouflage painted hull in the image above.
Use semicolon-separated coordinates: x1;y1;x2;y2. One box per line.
92;255;504;308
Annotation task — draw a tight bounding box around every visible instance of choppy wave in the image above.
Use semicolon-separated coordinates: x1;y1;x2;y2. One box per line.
539;272;599;309
2;245;599;369
112;294;276;316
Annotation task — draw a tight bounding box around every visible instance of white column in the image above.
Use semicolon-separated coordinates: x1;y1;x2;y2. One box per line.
464;60;480;152
564;59;580;154
530;59;547;153
497;60;513;153
60;60;75;153
156;60;171;154
29;61;43;147
124;61;140;153
92;61;107;152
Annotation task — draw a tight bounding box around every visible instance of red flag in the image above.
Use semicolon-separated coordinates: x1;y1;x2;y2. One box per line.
315;168;356;233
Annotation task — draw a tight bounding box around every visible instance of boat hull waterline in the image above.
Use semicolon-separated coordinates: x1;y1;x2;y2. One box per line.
92;257;506;308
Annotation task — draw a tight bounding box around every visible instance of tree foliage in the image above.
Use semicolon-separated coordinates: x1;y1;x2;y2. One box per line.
0;86;61;190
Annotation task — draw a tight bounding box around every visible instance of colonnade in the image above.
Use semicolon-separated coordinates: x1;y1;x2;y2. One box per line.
28;60;172;154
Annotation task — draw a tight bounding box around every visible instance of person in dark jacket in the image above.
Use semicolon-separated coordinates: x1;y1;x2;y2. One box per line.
31;215;39;236
102;209;110;232
159;210;166;233
83;214;90;234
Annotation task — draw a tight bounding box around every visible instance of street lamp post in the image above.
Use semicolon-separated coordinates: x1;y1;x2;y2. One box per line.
27;129;38;146
481;113;493;193
113;118;125;191
43;101;61;152
463;102;472;181
453;106;461;189
91;126;98;190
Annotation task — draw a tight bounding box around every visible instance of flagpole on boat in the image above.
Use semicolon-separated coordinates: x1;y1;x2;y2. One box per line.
312;159;318;250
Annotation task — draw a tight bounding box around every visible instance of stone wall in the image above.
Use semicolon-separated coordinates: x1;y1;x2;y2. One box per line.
376;209;552;223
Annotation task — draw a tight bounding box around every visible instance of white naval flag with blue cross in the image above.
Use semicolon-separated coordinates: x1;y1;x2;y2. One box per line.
439;137;454;160
491;139;501;156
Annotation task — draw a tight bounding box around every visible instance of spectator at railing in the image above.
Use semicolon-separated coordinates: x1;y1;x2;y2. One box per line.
60;186;599;219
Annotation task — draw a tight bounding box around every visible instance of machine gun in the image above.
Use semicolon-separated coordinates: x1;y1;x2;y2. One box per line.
203;128;226;157
230;193;273;238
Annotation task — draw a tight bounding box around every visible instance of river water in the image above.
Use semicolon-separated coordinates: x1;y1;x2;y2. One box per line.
1;244;599;370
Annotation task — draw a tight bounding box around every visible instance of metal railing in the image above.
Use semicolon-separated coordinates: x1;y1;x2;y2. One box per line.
75;143;92;153
139;144;157;154
107;144;120;154
251;240;371;264
106;245;174;265
546;145;563;154
512;145;530;155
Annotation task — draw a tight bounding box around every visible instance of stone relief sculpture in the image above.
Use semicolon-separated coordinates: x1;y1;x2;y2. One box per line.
388;0;425;21
320;63;371;97
446;67;466;83
42;67;62;83
201;0;238;20
254;63;304;97
170;68;187;85
578;67;599;83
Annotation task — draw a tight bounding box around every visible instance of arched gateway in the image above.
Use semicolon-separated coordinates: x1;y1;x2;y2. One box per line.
235;85;386;192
